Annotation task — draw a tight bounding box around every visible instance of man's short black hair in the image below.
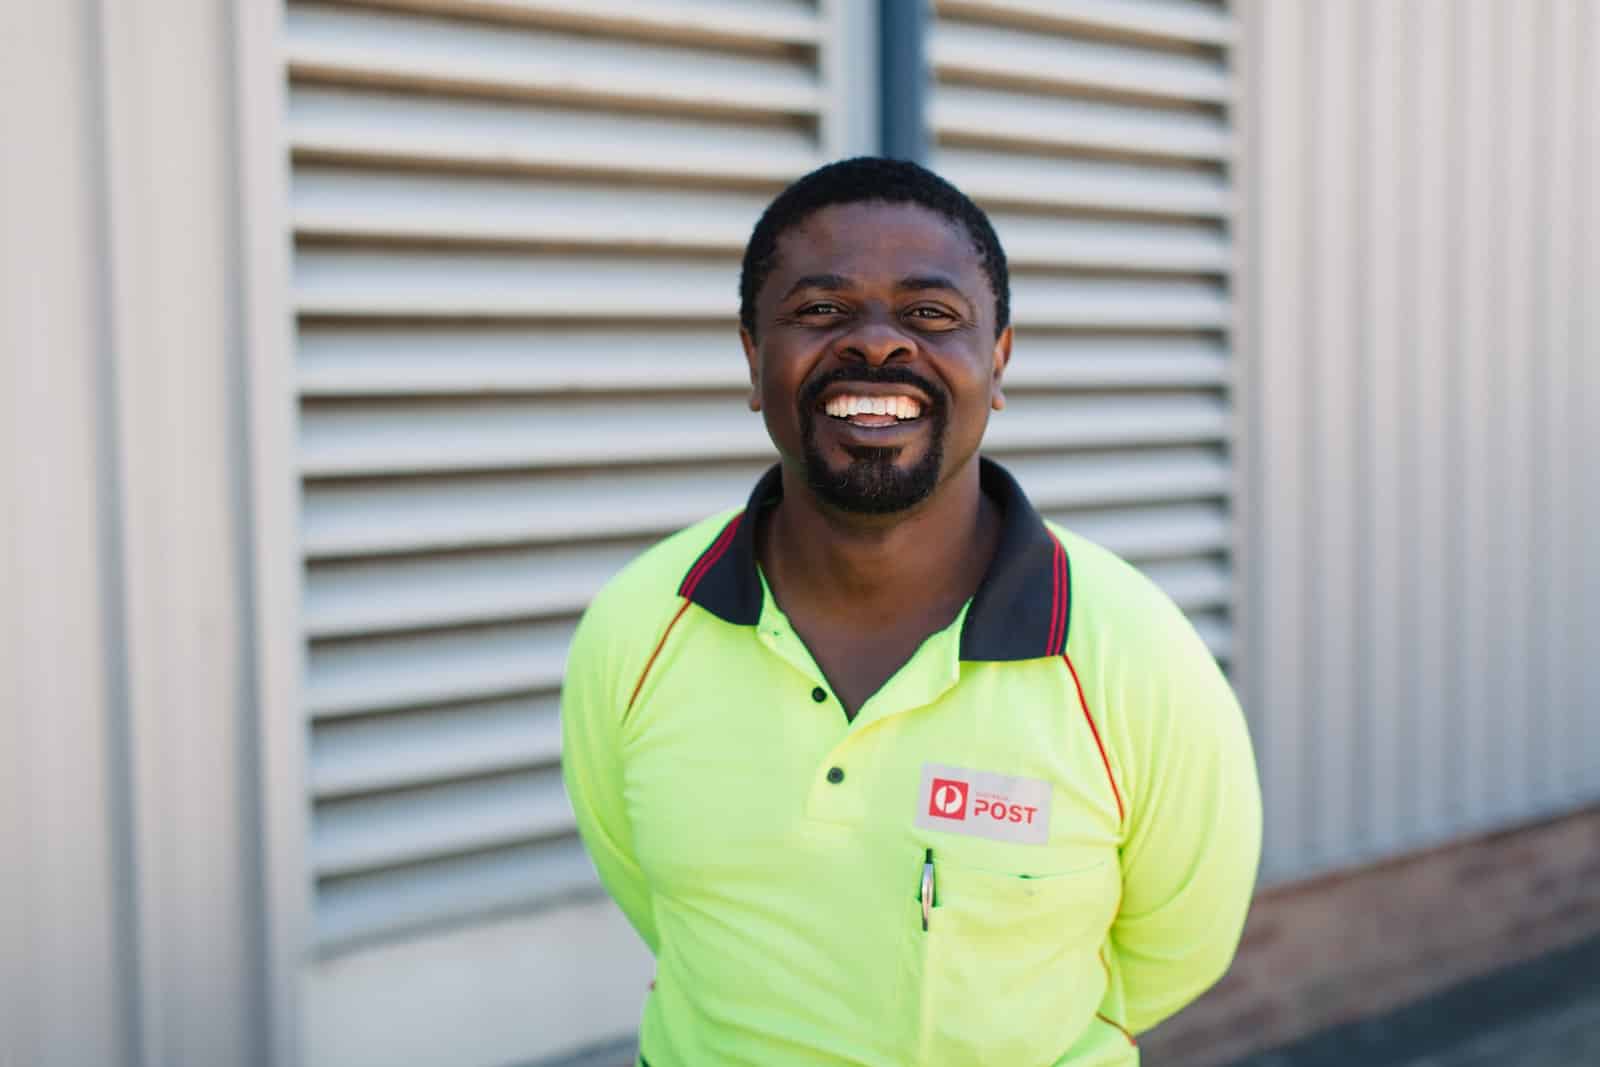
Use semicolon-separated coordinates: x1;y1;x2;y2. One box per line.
738;156;1010;339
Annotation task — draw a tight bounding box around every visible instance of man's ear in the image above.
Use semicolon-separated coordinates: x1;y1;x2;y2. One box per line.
739;327;762;412
990;325;1014;411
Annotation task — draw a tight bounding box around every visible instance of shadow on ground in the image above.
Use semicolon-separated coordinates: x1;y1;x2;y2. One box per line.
1224;933;1600;1067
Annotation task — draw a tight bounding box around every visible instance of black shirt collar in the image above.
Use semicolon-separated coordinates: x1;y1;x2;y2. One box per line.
678;457;1070;662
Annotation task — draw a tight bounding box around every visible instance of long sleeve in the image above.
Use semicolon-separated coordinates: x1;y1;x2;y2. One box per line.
561;595;660;954
1105;586;1263;1034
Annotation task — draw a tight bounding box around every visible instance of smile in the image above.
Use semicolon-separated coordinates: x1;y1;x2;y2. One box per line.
822;394;924;426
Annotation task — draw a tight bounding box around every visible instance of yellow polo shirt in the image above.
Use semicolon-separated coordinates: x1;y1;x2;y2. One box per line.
562;458;1262;1066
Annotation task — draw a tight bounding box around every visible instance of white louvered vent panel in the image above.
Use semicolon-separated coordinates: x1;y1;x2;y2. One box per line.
930;0;1237;661
286;0;844;950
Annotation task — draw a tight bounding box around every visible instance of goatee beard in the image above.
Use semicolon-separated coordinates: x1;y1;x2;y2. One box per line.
797;368;948;515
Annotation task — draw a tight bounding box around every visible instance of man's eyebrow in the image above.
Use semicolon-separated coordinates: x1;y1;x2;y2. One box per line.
781;273;853;300
896;274;963;293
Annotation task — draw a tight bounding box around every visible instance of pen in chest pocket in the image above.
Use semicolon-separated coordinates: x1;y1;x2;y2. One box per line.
920;848;935;932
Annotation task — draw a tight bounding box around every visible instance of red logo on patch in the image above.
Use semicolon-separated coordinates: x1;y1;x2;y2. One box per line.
928;778;969;820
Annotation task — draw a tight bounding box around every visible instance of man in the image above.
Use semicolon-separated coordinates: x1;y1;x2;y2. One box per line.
562;157;1262;1066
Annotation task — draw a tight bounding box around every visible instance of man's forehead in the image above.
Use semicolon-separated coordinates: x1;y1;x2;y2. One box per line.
772;201;982;280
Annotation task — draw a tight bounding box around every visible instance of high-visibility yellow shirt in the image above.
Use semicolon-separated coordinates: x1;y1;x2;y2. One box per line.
562;458;1262;1067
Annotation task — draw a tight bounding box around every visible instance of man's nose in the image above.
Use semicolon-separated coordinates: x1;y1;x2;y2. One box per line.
838;318;914;367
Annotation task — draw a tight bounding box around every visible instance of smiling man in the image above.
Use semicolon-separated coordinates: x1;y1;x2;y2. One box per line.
562;157;1262;1066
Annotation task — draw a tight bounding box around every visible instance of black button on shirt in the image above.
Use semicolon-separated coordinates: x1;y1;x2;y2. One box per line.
826;767;845;784
811;687;828;703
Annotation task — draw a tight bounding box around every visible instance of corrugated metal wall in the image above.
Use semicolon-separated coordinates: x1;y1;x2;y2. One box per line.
1250;0;1600;884
926;0;1240;663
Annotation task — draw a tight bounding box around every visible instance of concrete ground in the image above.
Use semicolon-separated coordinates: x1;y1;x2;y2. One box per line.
1224;933;1600;1067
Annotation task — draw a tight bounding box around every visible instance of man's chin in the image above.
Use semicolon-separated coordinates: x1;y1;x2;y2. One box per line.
803;452;941;515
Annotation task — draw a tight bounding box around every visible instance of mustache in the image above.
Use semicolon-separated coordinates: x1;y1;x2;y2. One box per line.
796;365;949;416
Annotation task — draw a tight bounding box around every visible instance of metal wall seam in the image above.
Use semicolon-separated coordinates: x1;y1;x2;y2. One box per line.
1227;0;1265;796
1362;0;1403;858
1252;0;1306;882
880;0;928;160
1548;0;1581;807
233;0;314;1055
1579;0;1600;802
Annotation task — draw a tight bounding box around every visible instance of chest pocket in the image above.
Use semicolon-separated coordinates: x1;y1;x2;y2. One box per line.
918;855;1121;1067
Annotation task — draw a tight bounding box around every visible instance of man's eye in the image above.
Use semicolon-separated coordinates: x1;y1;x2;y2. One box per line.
906;306;953;321
798;302;843;315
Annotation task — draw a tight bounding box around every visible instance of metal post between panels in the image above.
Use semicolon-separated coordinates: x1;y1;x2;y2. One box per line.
878;0;928;162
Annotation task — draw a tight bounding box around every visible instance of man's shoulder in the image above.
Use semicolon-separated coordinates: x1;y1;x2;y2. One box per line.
582;507;744;634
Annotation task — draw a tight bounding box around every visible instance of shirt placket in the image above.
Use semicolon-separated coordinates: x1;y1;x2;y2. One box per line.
757;593;970;828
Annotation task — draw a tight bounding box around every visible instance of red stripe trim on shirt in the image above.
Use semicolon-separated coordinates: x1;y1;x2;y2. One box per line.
678;513;743;600
625;600;691;722
1097;1013;1137;1047
1095;946;1136;1045
1063;651;1124;825
1046;535;1068;655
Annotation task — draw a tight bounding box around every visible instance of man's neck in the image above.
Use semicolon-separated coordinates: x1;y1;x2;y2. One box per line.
759;458;1000;633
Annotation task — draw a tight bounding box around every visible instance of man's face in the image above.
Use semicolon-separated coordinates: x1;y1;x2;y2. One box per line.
741;201;1012;515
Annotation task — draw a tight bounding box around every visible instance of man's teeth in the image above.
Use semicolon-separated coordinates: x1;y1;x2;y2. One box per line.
823;395;923;420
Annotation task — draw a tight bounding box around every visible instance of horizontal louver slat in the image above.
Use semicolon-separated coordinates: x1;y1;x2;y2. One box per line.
306;617;571;719
932;84;1232;160
1000;448;1230;510
999;336;1229;388
311;694;563;798
313;768;572;878
1009;276;1229;329
995;214;1229;274
936;146;1230;217
1055;503;1229;563
324;0;825;47
304;540;648;637
1139;558;1233;613
930;19;1231;102
297;323;751;396
934;0;1233;45
288;85;818;182
292;167;772;251
286;3;823;117
302;462;769;558
293;248;740;319
315;836;597;949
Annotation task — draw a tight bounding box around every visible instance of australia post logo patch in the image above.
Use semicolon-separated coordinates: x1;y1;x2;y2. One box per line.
915;763;1052;845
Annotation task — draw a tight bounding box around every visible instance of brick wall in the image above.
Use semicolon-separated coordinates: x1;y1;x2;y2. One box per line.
1141;804;1600;1066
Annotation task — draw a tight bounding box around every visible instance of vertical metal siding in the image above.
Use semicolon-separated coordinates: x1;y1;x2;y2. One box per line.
3;2;284;1064
1251;0;1600;885
282;0;863;953
928;0;1240;660
2;6;131;1062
